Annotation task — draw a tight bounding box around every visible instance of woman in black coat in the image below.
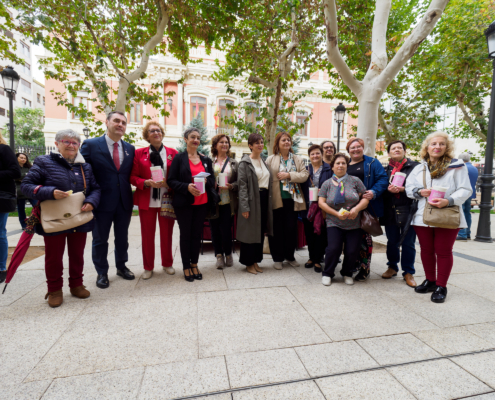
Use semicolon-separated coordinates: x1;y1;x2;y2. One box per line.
15;152;38;229
379;140;419;287
21;129;100;307
0;133;21;283
168;128;216;282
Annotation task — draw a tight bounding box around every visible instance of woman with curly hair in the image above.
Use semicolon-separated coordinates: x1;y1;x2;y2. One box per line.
406;131;472;303
130;121;178;280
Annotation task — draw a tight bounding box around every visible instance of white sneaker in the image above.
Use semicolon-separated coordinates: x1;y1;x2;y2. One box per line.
142;270;153;280
216;254;225;269
322;276;331;286
344;276;354;285
273;262;283;270
163;266;175;275
285;259;300;267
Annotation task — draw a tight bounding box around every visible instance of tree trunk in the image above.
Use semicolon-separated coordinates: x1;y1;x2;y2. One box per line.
115;77;130;113
356;89;382;155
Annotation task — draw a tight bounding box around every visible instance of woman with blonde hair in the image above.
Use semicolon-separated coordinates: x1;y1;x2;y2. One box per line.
406;131;472;303
266;132;309;270
130;121;178;280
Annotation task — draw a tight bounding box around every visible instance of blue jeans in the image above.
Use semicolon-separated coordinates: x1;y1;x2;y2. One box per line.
385;224;416;276
17;198;38;229
0;212;8;271
457;199;472;239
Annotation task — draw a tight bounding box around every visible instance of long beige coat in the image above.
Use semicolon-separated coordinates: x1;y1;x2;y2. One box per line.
265;154;309;211
236;155;274;244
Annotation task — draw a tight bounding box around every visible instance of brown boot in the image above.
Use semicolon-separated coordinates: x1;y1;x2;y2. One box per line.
45;290;63;308
70;285;90;299
404;273;417;288
382;268;398;279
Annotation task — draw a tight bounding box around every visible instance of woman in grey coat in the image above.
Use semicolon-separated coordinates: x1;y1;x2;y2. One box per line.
237;133;274;274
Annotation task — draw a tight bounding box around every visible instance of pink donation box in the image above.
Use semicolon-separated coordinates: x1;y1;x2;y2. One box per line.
150;166;164;182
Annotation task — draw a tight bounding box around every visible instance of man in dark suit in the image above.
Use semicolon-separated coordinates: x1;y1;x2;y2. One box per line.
80;111;136;288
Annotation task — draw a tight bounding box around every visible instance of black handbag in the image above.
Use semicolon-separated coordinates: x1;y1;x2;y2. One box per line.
393;204;411;227
0;191;16;213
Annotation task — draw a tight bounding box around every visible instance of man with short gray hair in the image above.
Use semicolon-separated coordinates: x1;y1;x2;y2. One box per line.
456;152;478;241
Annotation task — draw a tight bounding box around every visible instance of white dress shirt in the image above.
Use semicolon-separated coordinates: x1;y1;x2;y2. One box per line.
105;134;124;166
149;147;168;208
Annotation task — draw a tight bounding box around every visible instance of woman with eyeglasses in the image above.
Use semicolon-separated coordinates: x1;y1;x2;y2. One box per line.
321;141;337;165
345;138;388;281
15;152;38;229
21;129;101;307
130;121;178;280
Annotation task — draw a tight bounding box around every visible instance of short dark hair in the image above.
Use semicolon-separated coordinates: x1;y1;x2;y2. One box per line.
387;140;407;153
210;134;231;158
107;111;127;121
308;144;323;157
321;140;336;151
183;127;200;139
247;132;263;150
329;152;350;169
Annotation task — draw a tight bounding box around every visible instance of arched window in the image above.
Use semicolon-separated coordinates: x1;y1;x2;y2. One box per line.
295;111;308;136
129;103;143;124
219;99;234;130
191;96;207;125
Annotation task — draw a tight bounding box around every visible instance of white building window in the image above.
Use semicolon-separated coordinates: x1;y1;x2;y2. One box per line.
20;42;30;57
0;108;5;116
21;63;31;75
190;96;207;125
295;111;309;136
72;95;88;119
21;98;31;107
37;93;41;103
245;102;259;126
218;99;234;130
129;103;142;124
20;78;31;94
0;87;4;96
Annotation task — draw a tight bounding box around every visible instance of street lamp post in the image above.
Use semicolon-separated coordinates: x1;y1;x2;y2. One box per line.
83;126;90;140
475;21;495;243
0;66;20;151
334;103;346;152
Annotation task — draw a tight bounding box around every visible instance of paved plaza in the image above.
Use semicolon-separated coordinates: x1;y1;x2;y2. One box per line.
2;214;495;400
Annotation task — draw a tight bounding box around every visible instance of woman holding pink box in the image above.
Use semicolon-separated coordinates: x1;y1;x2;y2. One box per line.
406;131;472;303
209;134;239;269
130;121;178;280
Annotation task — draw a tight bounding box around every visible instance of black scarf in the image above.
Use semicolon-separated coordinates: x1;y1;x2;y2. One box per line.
150;144;164;200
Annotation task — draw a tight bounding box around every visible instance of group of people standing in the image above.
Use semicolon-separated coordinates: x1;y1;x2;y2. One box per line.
0;110;475;307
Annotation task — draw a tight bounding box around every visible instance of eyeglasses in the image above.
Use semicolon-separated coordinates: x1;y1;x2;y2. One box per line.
323;146;334;150
149;129;162;134
59;140;80;147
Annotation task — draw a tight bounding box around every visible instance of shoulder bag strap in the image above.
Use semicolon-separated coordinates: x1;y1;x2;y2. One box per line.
422;165;428;189
80;165;87;195
221;157;230;173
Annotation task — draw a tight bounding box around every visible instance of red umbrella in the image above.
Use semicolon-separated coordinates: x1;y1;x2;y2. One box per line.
2;206;40;294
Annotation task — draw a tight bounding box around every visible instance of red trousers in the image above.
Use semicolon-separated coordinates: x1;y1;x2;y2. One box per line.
44;232;87;292
139;208;175;270
414;226;460;287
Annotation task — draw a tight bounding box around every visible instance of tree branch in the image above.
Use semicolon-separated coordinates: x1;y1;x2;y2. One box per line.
378;108;394;143
377;0;450;89
366;0;392;80
248;75;277;88
457;99;487;141
322;0;363;98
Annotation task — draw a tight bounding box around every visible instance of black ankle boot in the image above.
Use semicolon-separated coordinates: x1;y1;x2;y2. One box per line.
415;279;437;293
431;286;447;303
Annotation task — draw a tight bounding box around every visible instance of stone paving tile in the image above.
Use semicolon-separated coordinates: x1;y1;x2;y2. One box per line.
452;352;495;389
294;341;378;377
449;272;495;302
465;322;495;346
468;393;495;399
316;369;416;400
413;327;493;355
41;367;144;400
25;295;198;382
232;381;325;400
198;287;330;358
3;380;52;400
288;283;437;341
373;279;495;328
388;359;491;400
138;357;229;400
356;333;440;365
225;348;309;388
0;301;85;385
0;270;45;307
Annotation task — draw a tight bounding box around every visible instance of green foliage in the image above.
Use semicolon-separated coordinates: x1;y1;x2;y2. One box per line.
177;116;210;157
0;4;24;65
2;107;45;146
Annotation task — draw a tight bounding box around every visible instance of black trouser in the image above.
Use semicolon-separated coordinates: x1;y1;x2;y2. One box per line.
209;203;233;256
269;198;297;262
324;227;362;278
302;217;327;265
175;203;209;270
240;189;268;266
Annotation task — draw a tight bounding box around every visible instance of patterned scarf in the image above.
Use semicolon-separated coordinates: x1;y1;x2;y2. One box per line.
332;174;347;205
279;152;303;202
426;154;452;179
389;157;406;198
150;144;164;200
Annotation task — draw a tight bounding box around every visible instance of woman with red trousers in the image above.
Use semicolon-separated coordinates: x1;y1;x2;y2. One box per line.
131;121;178;280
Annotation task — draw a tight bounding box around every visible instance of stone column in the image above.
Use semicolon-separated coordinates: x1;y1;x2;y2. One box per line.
177;83;183;134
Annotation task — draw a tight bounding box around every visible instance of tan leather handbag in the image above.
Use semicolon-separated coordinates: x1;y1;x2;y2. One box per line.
422;166;460;229
40;166;94;233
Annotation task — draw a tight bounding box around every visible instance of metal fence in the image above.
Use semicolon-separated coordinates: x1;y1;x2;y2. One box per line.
14;145;56;161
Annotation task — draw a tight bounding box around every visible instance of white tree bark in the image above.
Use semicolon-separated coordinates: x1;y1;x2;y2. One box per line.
323;0;450;155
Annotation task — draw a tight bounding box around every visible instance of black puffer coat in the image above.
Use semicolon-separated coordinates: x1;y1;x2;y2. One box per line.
380;158;419;226
21;151;101;236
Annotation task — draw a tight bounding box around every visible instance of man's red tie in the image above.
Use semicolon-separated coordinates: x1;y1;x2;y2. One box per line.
113;142;120;171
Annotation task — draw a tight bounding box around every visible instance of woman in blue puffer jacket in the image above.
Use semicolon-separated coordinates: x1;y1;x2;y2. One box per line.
22;129;101;308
